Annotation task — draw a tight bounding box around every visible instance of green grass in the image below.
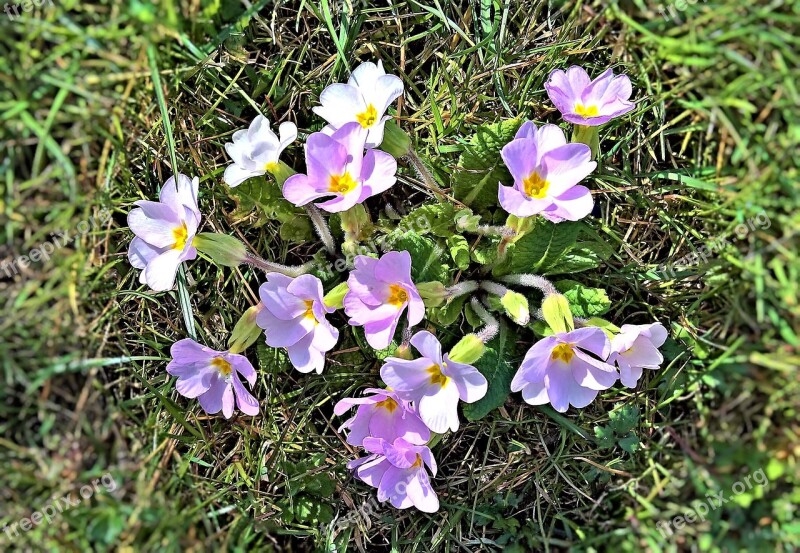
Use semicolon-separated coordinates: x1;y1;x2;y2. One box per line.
2;1;799;551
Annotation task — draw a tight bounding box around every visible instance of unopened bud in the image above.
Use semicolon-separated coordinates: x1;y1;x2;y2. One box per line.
323;282;349;309
339;204;372;242
380;120;412;158
500;290;530;326
448;334;485;365
416;281;448;307
193;232;248;267
228;304;264;354
541;293;574;334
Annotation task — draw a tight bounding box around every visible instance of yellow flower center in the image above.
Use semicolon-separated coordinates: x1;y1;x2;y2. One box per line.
355;104;378;128
172;221;189;250
328;172;357;195
375;397;398;412
303;300;317;321
426;364;450;388
387;284;408;307
574;103;599;118
411;454;423;468
211;356;233;377
264;161;279;172
551;343;575;363
523;171;550;199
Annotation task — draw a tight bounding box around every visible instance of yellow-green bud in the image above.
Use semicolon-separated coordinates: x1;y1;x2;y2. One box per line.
228;304;264;354
193;232;248;267
340;203;372;242
500;290;530;326
505;214;535;243
266;160;297;186
583;317;620;339
416;281;448;307
541;293;574;335
323;282;349;309
380;120;412;158
448;334;485;365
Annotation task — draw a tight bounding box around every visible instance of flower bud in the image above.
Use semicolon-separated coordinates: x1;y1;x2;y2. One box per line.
323;282;349;309
416;281;448;307
572;125;600;160
500;290;530;326
541;293;574;334
380;120;412;158
505;214;535;243
448;334;485;365
193;232;248;267
340;204;372;242
228;304;264;354
266;160;297;186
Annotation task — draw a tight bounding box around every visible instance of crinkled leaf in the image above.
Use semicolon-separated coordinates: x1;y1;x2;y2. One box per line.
609;404;640;435
493;220;580;276
400;203;456;237
618;433;640;454
447;235;471;270
594;425;616;449
230;177;311;241
452;119;522;211
555;280;612;318
389;231;450;283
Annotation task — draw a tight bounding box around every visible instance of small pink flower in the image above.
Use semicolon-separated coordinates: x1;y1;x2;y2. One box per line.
545;66;635;126
348;437;439;513
510;327;617;413
334;388;430;446
380;331;487;433
166;338;259;419
256;273;339;374
608;323;668;387
127;174;201;291
498;122;596;222
282;122;397;213
343;251;425;349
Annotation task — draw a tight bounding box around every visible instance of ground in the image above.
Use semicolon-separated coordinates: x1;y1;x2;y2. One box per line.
2;1;799;552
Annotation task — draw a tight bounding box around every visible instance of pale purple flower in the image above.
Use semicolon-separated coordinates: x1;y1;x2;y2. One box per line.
348;437;439;513
282;122;397;213
313;60;404;148
343;251;425;350
334;388;430;446
166;338;259;419
223;115;297;187
256;273;339;374
128;174;201;292
544;66;635;126
608;323;668;388
380;331;487;433
510;327;618;413
498;122;596;222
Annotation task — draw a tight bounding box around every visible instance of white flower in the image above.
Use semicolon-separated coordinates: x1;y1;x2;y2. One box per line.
313;60;404;149
223;115;297;187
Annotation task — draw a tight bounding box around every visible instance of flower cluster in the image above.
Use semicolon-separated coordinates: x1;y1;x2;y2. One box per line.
126;59;667;516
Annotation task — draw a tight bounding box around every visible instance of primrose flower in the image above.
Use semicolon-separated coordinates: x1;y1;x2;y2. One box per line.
256;273;339;374
608;323;668;388
282;123;397;213
498;122;596;222
545;66;635;126
223;115;297;187
343;251;424;350
348;437;439;513
510;327;617;413
166;338;259;419
380;331;488;433
127;174;201;292
334;388;430;446
313;60;404;148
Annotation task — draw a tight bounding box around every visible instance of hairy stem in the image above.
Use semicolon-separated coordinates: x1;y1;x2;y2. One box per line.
305;204;336;254
404;149;444;198
244;252;312;277
446;280;479;299
500;273;558;296
479;281;509;297
471;297;500;343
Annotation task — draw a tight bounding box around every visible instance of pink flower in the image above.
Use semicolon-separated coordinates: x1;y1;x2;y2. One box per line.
348;437;439;513
608;323;668;387
166;338;259;419
498;122;596;222
127;174;201;291
282;122;397;213
380;331;487;433
544;66;635;126
256;273;339;374
343;251;425;349
334;388;430;446
510;327;617;413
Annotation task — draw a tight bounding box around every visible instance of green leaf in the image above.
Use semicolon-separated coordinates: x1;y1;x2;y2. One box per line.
555;280;612;318
463;325;517;421
389;231;450;282
609;404;640;435
230;177;311;241
493;219;580;276
428;294;468;326
400;202;456;237
447;235;471;270
594;425;615;449
452;119;522;211
471;237;500;265
618;433;640;454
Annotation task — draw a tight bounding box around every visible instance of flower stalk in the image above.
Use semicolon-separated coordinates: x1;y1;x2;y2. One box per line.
470;298;500;343
305;204;336;254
